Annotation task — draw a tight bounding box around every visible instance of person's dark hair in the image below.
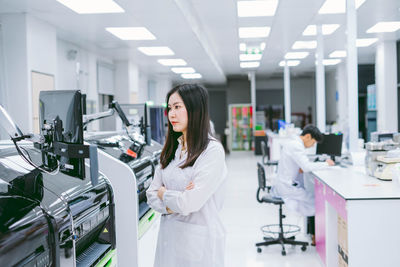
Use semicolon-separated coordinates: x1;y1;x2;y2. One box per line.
160;84;211;169
301;125;324;143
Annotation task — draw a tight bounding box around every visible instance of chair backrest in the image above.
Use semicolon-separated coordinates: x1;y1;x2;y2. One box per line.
257;162;266;190
261;140;268;164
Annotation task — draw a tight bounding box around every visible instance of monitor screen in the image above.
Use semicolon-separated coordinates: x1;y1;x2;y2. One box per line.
39;90;85;178
119;104;148;128
316;134;343;157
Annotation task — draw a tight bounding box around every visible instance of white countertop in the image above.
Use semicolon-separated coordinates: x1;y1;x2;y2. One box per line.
312;165;400;200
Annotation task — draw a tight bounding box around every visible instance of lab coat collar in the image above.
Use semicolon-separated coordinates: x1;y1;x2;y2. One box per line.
177;135;184;145
294;135;305;148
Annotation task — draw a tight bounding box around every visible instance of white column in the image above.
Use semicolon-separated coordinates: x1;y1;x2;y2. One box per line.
316;24;326;132
284;62;291;123
249;71;256;133
346;0;359;151
375;41;398;132
336;63;348;133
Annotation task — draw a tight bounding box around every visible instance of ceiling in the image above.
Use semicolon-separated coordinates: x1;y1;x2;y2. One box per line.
0;0;399;84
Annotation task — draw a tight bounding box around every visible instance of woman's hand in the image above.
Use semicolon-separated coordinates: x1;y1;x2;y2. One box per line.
157;186;166;200
166;207;173;214
186;181;195;190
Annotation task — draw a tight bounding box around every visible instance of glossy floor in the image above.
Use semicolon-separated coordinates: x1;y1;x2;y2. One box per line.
221;151;323;267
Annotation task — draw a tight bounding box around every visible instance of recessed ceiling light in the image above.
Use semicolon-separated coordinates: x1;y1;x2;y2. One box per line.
237;0;279;17
137;47;174;56
240;61;260;68
366;21;400;33
158;59;187;66
303;24;340;36
239;27;271;38
279;60;300;67
292;41;317;49
240;54;263;61
181;73;202;79
318;0;366;14
239;43;247;52
56;0;124;14
284;52;309;59
356;38;378;47
329;50;347;58
106;27;156;40
320;59;342;65
171;67;196;74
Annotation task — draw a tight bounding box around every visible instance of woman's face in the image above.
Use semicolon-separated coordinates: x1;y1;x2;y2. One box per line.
168;92;188;134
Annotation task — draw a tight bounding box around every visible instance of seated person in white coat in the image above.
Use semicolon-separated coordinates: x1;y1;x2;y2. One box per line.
146;84;227;267
272;125;334;243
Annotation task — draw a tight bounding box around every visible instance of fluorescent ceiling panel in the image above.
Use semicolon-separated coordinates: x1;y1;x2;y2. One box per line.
366;21;400;33
171;67;196;74
303;24;340;36
292;41;317;49
279;60;300;67
181;73;202;79
137;47;174;56
329;50;347;58
260;42;266;50
284;52;309;59
356;38;378;47
56;0;124;14
106;27;156;40
240;62;260;68
322;59;342;65
239;27;270;38
158;59;187;66
239;43;247;52
240;54;263;61
318;0;366;14
237;0;279;17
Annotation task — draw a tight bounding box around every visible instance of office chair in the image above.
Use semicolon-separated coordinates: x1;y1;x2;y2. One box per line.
259;141;278;193
256;162;308;256
261;140;278;166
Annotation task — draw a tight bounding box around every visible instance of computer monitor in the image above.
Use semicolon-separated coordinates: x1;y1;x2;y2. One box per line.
316;133;343;160
119;104;151;144
39;90;85;178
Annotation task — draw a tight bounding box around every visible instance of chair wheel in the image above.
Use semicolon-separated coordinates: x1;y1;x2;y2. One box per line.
301;245;307;251
257;247;262;253
281;250;286;256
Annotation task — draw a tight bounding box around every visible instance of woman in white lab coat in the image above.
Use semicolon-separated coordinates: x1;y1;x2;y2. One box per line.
146;84;227;267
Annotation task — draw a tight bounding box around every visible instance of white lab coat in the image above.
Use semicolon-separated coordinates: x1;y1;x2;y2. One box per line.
272;136;329;216
146;138;227;267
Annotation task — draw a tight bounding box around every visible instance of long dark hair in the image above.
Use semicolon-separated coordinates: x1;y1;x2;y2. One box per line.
160;84;211;169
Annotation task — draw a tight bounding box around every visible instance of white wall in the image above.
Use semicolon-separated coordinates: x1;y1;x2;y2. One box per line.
154;77;172;105
114;60;130;103
138;72;149;103
1;14;30;132
0;14;57;133
27;16;57;76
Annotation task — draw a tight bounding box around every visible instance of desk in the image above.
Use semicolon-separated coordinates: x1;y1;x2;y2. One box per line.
311;166;400;267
